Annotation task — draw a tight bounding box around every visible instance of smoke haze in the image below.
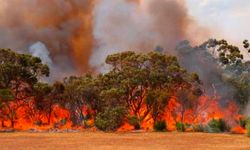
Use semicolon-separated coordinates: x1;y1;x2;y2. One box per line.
90;0;209;71
0;0;209;73
0;0;95;75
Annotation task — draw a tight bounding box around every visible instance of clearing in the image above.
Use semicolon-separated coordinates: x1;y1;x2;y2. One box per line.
0;132;249;150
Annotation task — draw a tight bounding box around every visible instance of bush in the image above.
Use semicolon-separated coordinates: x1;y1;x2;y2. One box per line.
207;118;229;133
239;118;247;128
245;118;250;137
95;107;126;131
192;124;205;132
154;120;167;132
176;122;186;132
128;116;140;130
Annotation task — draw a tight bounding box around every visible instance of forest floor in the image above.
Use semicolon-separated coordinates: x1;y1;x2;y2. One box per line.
0;132;249;150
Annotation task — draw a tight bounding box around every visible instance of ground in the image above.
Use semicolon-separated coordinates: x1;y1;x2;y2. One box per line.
0;132;249;150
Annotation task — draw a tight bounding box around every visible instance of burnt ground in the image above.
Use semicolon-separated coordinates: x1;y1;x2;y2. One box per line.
0;132;249;150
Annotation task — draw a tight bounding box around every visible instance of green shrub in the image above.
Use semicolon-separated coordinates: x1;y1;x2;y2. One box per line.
245;118;250;137
207;118;229;133
176;122;186;132
128;115;140;130
154;120;167;132
95;107;126;131
192;124;205;132
239;118;247;128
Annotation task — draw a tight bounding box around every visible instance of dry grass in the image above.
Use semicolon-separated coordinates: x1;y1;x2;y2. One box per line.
0;132;250;150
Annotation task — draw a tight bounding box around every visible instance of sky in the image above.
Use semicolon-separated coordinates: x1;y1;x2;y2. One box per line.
187;0;250;44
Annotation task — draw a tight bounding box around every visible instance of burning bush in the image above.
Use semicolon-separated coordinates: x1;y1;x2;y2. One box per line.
153;120;167;132
95;107;126;131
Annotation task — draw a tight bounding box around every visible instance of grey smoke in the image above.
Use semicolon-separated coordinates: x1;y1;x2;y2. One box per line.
29;42;53;66
90;0;208;72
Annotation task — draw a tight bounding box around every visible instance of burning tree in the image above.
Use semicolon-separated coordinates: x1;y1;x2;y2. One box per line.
63;75;98;127
0;47;247;133
0;49;49;128
103;51;202;130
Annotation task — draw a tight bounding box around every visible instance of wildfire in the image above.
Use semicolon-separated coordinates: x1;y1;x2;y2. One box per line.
0;94;246;134
118;95;245;133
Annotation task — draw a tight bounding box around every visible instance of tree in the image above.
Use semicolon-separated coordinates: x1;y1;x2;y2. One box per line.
0;89;14;127
207;39;250;108
0;49;49;128
63;75;98;126
104;51;202;127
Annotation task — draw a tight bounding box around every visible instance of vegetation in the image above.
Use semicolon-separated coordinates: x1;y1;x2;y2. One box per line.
176;122;186;132
128;115;141;130
95;107;126;131
206;119;229;133
245;118;250;137
0;39;249;133
153;120;167;132
208;39;250;109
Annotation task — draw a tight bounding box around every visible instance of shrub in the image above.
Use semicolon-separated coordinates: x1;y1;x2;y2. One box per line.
245;118;250;137
176;122;186;132
95;107;126;131
239;118;247;128
128;115;140;130
154;120;167;132
207;118;229;133
192;124;205;132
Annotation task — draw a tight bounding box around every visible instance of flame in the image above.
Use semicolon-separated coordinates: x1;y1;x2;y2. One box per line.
118;95;244;133
0;94;245;133
231;126;246;134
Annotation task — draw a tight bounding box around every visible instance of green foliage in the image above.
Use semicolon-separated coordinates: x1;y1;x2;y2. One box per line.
239;117;249;128
0;89;14;101
176;122;186;132
207;118;229;133
246;119;250;137
104;51;202;126
153;120;167;132
0;49;203;131
128;115;141;130
228;75;250;109
192;124;205;132
95;107;127;131
210;39;244;66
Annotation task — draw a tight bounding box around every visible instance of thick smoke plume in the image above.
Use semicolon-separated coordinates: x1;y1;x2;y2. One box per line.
0;0;95;75
0;0;209;74
90;0;209;71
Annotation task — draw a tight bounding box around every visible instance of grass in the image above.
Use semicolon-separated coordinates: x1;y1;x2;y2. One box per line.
0;132;250;150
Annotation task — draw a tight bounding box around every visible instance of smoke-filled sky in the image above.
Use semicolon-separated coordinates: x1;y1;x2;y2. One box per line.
0;0;249;76
187;0;250;42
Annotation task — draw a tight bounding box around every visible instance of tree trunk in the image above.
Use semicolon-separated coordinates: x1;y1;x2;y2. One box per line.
48;111;52;125
1;120;6;128
11;120;15;128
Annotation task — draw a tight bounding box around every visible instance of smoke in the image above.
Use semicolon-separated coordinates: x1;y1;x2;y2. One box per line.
29;42;53;66
0;0;209;73
244;101;250;117
0;0;95;75
90;0;209;71
176;41;235;103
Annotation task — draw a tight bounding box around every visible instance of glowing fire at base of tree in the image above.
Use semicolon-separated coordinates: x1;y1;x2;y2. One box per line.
118;95;245;134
